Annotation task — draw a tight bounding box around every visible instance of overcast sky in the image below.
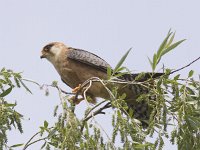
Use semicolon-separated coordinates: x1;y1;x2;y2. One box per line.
1;1;200;149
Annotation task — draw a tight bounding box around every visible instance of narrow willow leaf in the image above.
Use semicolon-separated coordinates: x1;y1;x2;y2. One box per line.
186;87;195;95
152;53;157;71
188;70;194;78
5;103;16;107
186;100;197;105
54;105;59;117
162;39;186;56
120;93;127;99
40;142;47;149
157;31;172;59
113;72;129;78
115;66;129;73
113;48;132;74
135;72;145;81
0;79;6;84
166;32;176;48
14;77;21;88
186;116;199;129
10;143;24;148
1;67;5;72
0;87;12;97
174;74;180;80
128;109;133;117
107;67;112;79
44;120;48;128
19;79;32;94
148;57;153;69
134;143;154;149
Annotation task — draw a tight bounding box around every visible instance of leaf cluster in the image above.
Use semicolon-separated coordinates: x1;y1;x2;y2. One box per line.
0;68;31;149
148;29;186;71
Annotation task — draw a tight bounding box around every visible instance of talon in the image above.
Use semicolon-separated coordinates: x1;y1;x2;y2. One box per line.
72;84;81;93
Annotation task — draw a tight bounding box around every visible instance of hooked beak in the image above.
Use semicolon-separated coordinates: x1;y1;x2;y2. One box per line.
40;55;45;59
40;53;46;59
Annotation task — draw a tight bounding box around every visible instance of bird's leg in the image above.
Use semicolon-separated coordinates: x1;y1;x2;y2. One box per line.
72;84;82;93
69;84;84;104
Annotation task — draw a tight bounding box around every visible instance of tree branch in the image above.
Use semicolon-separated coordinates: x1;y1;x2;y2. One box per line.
22;78;75;95
170;56;200;75
81;102;112;132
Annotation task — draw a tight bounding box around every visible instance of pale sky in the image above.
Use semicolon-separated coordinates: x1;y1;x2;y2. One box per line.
1;1;200;149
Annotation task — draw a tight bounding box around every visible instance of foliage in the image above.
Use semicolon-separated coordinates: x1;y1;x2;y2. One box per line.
148;29;186;71
1;30;200;150
0;68;31;149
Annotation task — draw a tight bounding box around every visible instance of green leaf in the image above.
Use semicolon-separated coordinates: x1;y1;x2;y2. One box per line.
186;87;195;95
120;93;127;99
44;120;48;128
157;30;172;59
115;66;129;73
18;79;32;94
148;57;153;69
1;67;5;72
152;53;157;71
0;87;12;97
188;70;194;78
10;143;24;148
48;142;57;147
162;39;186;56
113;72;129;78
174;74;180;80
186;100;197;105
52;81;58;87
166;32;176;48
113;48;132;74
128;109;133;117
14;77;20;88
107;67;112;78
0;79;6;84
40;142;47;149
5;103;16;107
135;72;146;81
54;105;59;117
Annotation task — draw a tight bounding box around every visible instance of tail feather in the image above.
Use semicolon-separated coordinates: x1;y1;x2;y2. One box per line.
119;72;163;127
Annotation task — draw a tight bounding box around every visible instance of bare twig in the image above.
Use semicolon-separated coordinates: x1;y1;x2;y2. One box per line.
170;56;200;75
22;78;75;95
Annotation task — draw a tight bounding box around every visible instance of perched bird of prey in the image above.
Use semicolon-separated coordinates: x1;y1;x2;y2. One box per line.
41;42;163;126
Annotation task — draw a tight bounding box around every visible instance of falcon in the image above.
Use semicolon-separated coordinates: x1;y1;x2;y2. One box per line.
40;42;163;126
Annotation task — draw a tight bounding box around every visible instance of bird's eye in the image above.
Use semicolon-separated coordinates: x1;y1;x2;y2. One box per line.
44;44;54;52
44;48;49;52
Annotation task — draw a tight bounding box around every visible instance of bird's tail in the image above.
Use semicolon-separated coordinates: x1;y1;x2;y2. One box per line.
120;72;163;127
127;100;153;128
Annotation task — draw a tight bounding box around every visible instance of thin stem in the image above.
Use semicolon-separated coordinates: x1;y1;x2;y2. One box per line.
170;56;200;75
23;137;48;150
22;132;41;150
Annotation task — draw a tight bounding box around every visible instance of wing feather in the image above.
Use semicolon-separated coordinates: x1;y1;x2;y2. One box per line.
67;47;163;81
120;72;164;82
67;47;111;72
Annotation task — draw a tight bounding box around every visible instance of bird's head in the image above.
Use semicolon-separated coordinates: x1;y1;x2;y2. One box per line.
40;42;65;62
